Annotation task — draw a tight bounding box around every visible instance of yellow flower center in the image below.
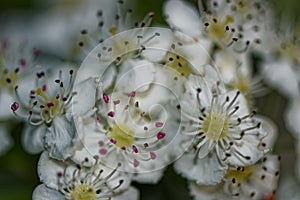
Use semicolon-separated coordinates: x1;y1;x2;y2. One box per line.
280;41;299;64
166;53;194;78
202;112;229;140
225;166;253;183
0;68;17;91
110;124;134;148
233;76;249;94
70;184;96;200
205;15;234;44
36;88;62;118
235;0;250;13
229;76;252;102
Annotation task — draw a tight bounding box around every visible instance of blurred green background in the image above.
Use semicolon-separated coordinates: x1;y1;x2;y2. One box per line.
0;0;299;199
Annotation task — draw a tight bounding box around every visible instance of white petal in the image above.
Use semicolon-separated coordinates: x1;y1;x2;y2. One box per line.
214;49;251;84
255;115;278;150
262;60;299;99
71;121;104;165
116;59;155;93
226;137;264;166
174;151;227;185
44;116;76;161
197;139;216;159
112;186;139;200
0;123;13;155
132;169;165;184
22;124;46;154
189;181;227;200
0;91;15;120
72;77;98;117
223;90;249;117
37;152;65;190
185;74;213;107
32;184;64;200
164;0;201;37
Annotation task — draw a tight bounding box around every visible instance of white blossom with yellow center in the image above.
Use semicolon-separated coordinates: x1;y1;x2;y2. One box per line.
173;74;267;185
189;155;280;199
71;88;170;184
33;152;138;200
11;66;79;161
164;0;271;53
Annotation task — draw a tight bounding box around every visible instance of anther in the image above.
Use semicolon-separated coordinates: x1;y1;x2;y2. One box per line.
80;29;88;35
78;41;84;47
11;102;19;111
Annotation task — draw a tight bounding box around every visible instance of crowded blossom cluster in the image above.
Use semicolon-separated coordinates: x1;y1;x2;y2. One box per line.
1;0;300;199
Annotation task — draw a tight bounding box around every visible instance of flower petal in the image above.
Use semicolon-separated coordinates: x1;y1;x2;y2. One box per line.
174;151;227;185
164;0;201;37
32;184;64;200
189;181;227;200
0;123;13;155
225;136;264;166
44;116;77;161
72;77;98;117
22;124;46;154
37;151;66;190
0;91;15;120
115;59;155;93
112;186;139;200
132;169;165;184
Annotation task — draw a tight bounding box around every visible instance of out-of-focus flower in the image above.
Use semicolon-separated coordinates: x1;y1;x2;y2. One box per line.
164;0;272;54
0;37;40;155
174;74;267;184
33;152;137;200
189;154;280;200
12;66;79;161
77;1;156;60
31;0;116;60
0;38;40;119
261;21;300;99
214;49;267;105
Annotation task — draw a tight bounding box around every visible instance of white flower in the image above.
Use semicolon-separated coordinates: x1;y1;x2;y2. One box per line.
261;21;300;99
0;37;40;120
33;152;137;200
31;0;115;60
72;88;170;183
164;0;271;53
0;37;40;155
262;59;300;99
12;66;79;160
76;0;159;62
189;154;281;200
214;48;267;104
223;155;280;199
174;74;267;184
75;27;172;92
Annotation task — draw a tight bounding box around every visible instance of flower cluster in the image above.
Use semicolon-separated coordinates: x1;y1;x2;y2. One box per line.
3;0;300;199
